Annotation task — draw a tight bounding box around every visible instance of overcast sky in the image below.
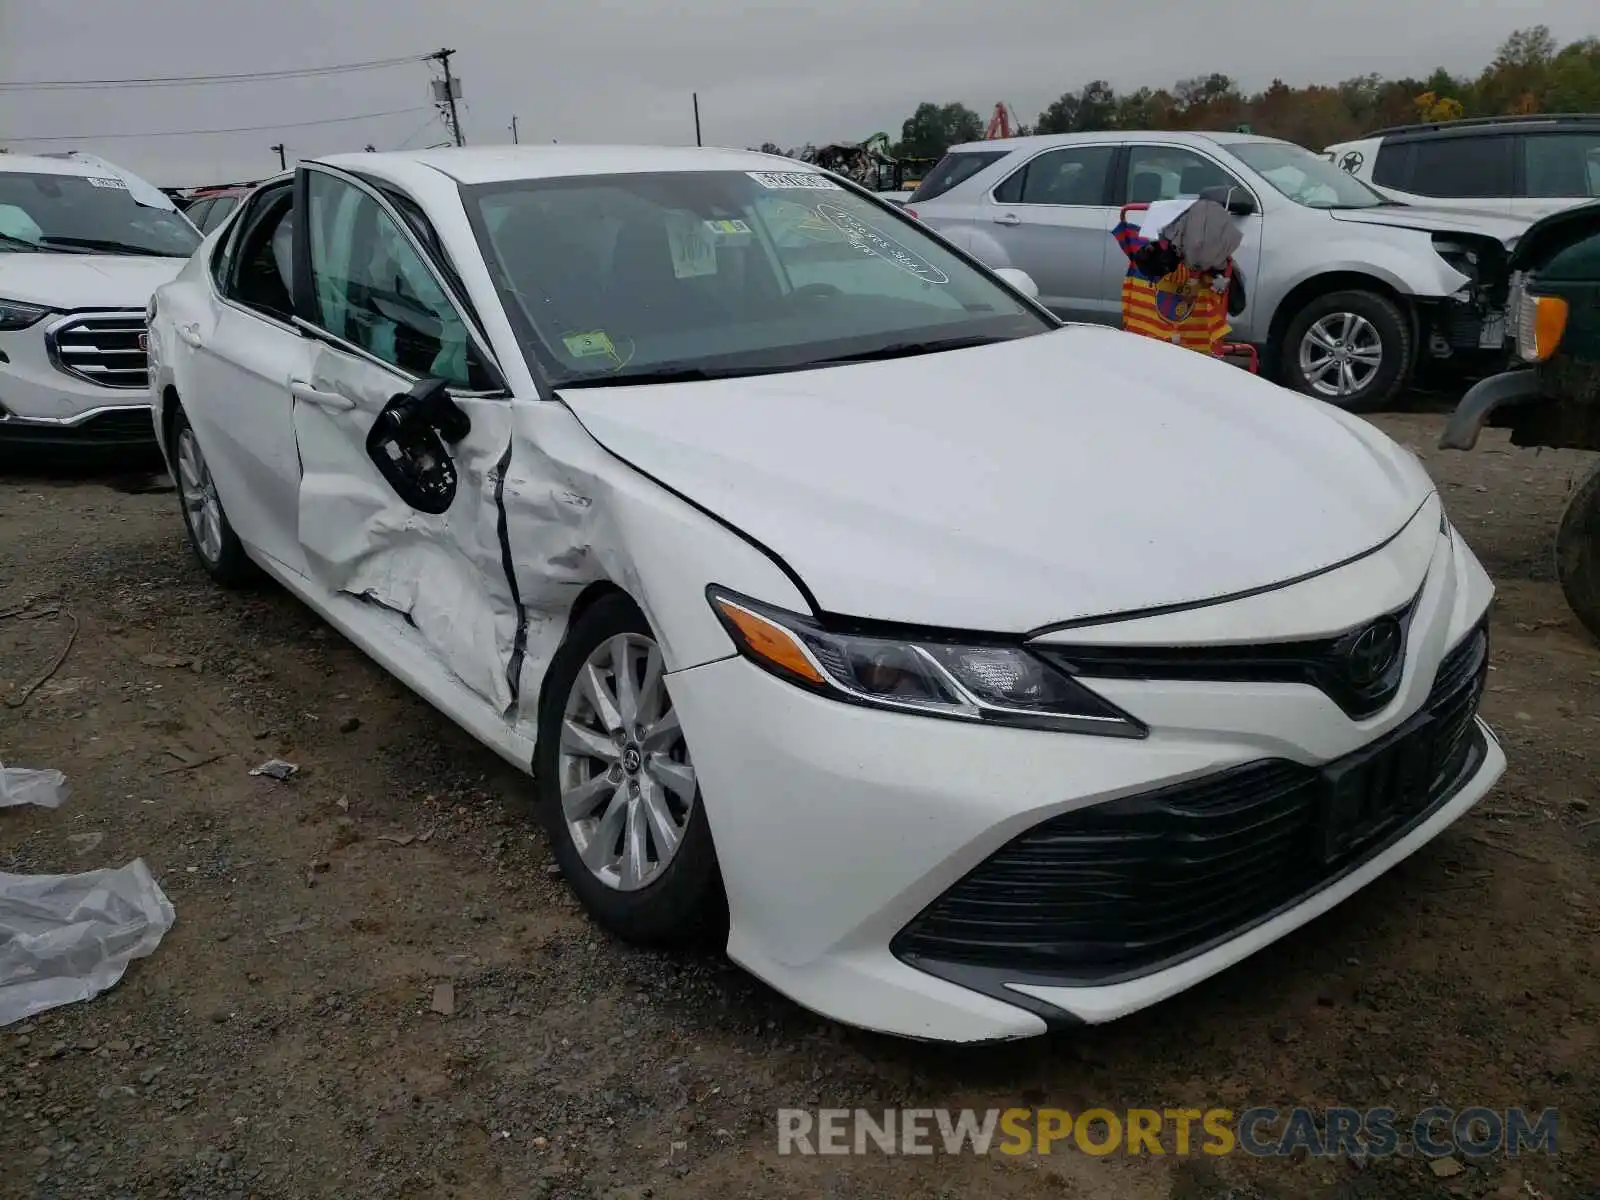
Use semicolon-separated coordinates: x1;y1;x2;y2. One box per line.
1;0;1589;186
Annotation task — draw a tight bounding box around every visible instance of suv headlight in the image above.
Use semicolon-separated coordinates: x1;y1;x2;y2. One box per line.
707;588;1146;738
0;298;52;331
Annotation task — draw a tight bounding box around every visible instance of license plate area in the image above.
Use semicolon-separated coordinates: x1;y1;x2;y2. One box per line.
1319;711;1437;863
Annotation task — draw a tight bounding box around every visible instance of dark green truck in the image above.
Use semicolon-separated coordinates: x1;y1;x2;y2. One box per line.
1441;199;1600;641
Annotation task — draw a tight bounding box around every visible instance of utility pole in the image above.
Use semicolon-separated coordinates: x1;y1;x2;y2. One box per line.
692;92;702;146
429;48;465;147
510;115;519;144
270;143;286;169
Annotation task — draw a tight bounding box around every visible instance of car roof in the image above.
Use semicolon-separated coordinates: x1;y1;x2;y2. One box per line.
0;153;118;178
313;144;802;186
943;130;1295;155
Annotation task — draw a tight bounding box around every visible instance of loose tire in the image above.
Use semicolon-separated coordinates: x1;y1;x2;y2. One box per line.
1556;459;1600;644
535;593;726;946
1279;289;1412;413
170;405;254;587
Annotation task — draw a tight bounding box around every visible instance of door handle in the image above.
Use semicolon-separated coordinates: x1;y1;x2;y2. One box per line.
993;213;1021;226
177;323;202;348
289;379;356;412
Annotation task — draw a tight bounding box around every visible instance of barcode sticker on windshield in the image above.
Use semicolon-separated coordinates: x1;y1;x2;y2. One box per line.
86;176;129;190
746;171;840;191
665;213;717;278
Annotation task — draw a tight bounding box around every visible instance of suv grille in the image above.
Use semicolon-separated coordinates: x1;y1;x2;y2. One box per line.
47;313;149;390
893;622;1490;990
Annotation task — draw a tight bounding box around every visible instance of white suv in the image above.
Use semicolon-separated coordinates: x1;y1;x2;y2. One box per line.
0;153;201;455
1325;115;1600;221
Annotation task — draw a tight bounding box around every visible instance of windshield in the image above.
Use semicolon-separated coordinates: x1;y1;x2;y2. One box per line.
0;171;201;257
1229;142;1391;209
464;169;1051;386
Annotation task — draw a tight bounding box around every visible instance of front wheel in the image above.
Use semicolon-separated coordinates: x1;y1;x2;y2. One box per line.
534;593;727;946
1556;459;1600;644
1279;289;1412;412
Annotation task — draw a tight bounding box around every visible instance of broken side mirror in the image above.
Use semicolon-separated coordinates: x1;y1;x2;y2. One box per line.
364;377;472;515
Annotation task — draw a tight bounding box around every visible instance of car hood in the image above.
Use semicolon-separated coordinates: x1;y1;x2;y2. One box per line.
1327;204;1528;246
558;327;1434;632
0;253;186;309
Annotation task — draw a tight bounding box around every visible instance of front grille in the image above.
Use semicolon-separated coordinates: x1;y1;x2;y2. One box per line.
47;312;150;389
1037;589;1424;721
893;622;1490;988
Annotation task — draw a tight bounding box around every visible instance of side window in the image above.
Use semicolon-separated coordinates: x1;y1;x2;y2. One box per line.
203;194;239;233
1124;147;1241;204
1522;132;1600;199
994;146;1115;206
1372;141;1412;189
1407;136;1513;199
215;186;295;320
185;199;215;230
305;172;491;390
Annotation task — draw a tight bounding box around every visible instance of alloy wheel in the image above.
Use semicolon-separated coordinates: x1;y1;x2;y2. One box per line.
1297;311;1384;400
176;427;224;565
557;632;697;891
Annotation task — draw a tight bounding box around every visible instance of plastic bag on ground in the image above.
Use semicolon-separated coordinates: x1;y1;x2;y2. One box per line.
0;859;176;1026
0;763;69;809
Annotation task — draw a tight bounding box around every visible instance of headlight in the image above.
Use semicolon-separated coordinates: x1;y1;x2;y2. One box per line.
1515;289;1567;363
707;588;1146;738
0;298;52;331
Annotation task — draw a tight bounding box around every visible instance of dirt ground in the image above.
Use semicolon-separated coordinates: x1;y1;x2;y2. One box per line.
2;409;1598;1200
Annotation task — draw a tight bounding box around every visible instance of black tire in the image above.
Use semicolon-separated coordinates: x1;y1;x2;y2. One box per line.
1556;459;1600;645
169;404;255;587
534;593;727;947
1278;289;1412;413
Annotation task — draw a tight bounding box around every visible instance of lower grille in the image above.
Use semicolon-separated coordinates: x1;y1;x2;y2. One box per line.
47;312;150;389
0;407;156;447
893;622;1491;987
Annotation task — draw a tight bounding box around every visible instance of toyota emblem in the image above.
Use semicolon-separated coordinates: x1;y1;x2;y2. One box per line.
1345;619;1402;688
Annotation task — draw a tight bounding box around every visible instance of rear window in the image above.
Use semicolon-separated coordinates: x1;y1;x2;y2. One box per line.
1396;136;1514;199
908;151;1009;202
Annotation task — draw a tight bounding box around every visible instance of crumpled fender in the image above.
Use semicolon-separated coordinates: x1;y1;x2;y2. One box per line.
493;397;812;739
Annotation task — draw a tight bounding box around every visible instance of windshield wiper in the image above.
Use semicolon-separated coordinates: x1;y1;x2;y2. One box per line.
558;363;794;389
807;333;1014;365
40;235;168;256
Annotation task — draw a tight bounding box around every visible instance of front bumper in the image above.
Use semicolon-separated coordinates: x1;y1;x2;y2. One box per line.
0;402;160;451
665;502;1502;1042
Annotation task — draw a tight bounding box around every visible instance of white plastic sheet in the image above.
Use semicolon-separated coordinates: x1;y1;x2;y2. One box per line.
0;763;69;809
0;859;175;1027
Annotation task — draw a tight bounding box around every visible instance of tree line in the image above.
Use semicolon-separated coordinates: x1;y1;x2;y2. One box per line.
773;26;1600;165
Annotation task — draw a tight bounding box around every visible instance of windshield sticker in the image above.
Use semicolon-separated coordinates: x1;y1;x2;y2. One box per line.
747;170;841;191
814;202;949;284
705;218;751;236
85;176;129;190
563;331;620;361
664;212;718;279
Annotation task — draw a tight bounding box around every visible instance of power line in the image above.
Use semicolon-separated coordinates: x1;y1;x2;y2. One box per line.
4;105;434;143
0;54;428;92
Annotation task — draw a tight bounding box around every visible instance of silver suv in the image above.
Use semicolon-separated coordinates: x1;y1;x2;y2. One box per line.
906;131;1529;410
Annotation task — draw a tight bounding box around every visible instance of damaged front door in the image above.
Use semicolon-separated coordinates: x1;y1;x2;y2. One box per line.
288;164;527;715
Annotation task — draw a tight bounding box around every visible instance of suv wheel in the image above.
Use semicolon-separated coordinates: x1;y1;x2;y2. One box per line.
534;593;727;946
1280;289;1411;412
1556;460;1600;644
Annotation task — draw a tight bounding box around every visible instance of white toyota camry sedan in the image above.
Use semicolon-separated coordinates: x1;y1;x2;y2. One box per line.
146;145;1503;1043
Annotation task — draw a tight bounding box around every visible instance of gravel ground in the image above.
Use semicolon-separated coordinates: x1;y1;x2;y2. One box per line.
2;410;1598;1200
